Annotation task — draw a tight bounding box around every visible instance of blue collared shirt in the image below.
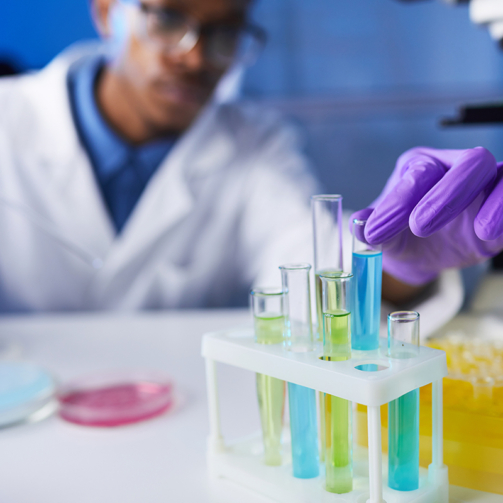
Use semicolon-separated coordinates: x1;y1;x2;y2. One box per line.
68;56;176;233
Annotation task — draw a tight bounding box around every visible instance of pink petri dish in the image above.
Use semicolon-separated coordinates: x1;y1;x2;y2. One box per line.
58;372;175;427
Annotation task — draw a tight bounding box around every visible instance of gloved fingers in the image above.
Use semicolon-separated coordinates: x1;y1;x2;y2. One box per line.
365;155;446;244
410;147;497;238
475;163;503;241
349;208;373;244
394;147;466;175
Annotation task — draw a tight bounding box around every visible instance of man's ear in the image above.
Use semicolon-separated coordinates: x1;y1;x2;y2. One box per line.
90;0;116;38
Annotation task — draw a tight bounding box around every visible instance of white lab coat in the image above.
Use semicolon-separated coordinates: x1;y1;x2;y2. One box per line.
0;45;463;337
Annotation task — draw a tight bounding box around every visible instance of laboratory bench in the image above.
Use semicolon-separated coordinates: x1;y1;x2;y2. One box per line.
0;273;501;502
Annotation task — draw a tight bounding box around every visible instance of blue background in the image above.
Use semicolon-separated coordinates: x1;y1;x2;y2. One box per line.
1;0;503;210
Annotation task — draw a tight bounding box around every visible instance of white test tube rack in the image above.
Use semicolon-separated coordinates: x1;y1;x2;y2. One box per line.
202;328;448;503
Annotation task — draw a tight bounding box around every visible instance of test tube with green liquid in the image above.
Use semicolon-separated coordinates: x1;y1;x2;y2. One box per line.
388;311;420;491
320;271;353;494
312;195;344;462
280;263;319;479
251;287;286;466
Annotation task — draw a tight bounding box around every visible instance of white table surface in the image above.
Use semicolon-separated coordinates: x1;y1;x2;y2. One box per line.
0;307;500;503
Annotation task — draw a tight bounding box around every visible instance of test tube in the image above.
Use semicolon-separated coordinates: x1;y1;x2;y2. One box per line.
280;264;319;479
312;195;344;463
312;195;344;342
388;311;420;491
351;219;382;351
251;287;286;466
321;271;353;494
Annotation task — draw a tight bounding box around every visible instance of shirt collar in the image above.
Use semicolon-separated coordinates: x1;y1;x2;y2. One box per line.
70;55;176;182
71;55;130;180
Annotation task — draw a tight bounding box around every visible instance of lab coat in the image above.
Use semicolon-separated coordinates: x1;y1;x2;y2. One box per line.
0;45;463;337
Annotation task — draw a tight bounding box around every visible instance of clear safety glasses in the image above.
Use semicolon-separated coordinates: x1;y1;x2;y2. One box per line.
122;0;267;68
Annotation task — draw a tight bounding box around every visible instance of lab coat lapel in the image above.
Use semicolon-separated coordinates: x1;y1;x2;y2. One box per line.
101;103;236;274
20;50;115;262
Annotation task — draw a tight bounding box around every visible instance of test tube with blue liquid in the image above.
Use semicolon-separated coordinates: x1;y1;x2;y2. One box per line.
251;287;286;466
388;311;420;491
321;271;353;494
280;263;319;479
312;195;344;462
352;218;382;352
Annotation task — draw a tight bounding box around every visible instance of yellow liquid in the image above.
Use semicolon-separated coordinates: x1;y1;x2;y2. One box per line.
323;310;352;493
254;313;285;465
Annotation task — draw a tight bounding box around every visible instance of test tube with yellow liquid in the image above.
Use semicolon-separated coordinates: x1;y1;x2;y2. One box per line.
320;271;353;494
251;287;286;466
312;195;344;462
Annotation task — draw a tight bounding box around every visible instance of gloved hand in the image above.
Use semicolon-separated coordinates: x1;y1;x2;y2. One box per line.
351;146;503;285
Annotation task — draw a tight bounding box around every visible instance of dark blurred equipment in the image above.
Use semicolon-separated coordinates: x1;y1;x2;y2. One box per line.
0;59;20;76
442;102;503;126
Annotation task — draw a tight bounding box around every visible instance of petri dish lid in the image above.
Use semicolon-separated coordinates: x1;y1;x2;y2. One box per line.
57;370;175;427
0;362;56;427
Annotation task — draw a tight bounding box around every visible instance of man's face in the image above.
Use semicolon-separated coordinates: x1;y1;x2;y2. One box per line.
95;0;250;134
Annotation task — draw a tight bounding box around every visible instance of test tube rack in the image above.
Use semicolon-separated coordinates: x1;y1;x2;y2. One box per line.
202;327;448;503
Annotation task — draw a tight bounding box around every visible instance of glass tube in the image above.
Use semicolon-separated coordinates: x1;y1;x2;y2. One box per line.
312;195;343;463
351;218;382;351
321;271;353;494
312;195;344;342
280;264;319;479
251;287;286;466
388;311;420;491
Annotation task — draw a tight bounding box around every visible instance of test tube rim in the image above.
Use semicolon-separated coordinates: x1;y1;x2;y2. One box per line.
311;194;343;202
250;287;284;297
353;218;367;226
279;263;312;271
318;271;353;281
388;311;419;323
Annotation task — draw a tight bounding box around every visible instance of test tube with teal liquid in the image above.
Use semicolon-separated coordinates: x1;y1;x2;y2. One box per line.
388;311;420;491
320;271;353;494
280;263;319;479
312;195;344;462
351;218;382;351
251;287;286;466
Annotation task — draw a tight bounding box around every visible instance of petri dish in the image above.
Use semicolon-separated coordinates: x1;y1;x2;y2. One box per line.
0;362;56;428
58;371;175;427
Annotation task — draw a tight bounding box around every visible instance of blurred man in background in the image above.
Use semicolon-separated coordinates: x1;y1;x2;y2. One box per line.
0;0;322;312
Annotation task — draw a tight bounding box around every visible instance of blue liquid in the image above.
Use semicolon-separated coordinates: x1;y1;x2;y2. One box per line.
351;250;382;350
288;383;319;478
388;389;419;491
288;383;320;479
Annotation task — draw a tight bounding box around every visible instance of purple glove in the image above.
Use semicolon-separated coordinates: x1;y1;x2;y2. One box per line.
351;146;503;285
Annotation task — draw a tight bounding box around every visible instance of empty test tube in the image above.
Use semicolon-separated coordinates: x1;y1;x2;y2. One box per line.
388;311;420;491
251;287;286;466
312;194;344;462
351;218;382;351
280;263;319;479
321;272;353;494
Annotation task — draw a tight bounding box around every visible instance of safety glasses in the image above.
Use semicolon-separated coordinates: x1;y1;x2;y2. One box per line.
121;0;267;68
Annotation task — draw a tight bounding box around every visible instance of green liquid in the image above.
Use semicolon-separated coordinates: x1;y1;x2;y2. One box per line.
316;270;341;463
254;313;285;345
254;313;285;466
323;310;352;493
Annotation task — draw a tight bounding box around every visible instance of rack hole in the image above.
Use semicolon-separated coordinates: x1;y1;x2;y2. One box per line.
355;362;388;372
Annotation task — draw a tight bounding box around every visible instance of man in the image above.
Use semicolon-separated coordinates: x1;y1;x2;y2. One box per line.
0;0;321;312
